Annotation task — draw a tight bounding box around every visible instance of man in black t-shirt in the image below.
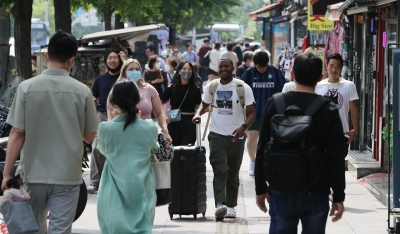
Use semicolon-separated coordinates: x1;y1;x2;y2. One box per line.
255;53;345;233
88;50;122;193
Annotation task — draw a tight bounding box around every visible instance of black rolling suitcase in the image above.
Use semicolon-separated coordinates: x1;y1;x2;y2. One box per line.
169;123;207;220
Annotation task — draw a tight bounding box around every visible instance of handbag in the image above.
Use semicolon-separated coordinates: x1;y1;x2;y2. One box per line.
152;154;172;206
155;133;174;161
1;200;39;233
166;88;189;122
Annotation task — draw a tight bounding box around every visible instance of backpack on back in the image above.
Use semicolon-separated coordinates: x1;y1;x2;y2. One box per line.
263;93;329;192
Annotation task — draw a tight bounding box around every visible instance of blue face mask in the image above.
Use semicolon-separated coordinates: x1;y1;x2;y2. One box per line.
126;70;141;82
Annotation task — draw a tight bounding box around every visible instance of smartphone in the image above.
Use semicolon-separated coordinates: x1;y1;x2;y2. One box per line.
7;174;22;189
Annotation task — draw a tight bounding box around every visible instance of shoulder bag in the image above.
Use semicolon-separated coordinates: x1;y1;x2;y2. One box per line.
166;88;190;122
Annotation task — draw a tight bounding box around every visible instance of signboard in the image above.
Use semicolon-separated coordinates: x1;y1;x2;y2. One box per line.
392;49;400;208
309;50;325;71
308;0;335;31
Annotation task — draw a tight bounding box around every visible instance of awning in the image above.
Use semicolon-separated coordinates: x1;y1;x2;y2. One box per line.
249;1;285;21
346;2;376;15
337;0;355;11
80;24;167;48
324;2;345;21
376;0;397;6
209;23;240;32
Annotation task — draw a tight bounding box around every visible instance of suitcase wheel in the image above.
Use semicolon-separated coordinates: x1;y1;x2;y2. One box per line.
193;214;197;220
179;214;181;218
169;214;173;220
202;212;205;217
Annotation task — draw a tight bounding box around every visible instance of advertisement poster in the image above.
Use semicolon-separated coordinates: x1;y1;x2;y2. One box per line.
272;22;290;65
308;0;335;31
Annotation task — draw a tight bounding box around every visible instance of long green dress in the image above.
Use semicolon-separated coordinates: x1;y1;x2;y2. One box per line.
97;114;159;234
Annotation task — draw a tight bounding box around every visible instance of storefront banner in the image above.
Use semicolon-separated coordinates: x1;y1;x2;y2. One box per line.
309;50;325;71
308;0;335;31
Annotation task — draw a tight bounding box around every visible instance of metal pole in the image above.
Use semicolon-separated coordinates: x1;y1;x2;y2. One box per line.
360;13;368;151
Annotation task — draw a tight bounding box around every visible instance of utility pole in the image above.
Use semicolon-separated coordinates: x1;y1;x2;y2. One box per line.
0;7;10;92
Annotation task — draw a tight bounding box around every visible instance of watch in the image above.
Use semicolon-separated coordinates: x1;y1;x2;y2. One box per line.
241;123;248;129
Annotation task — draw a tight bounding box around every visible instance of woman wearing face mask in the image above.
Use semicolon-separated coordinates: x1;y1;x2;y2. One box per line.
107;58;172;143
160;62;202;146
170;45;184;62
144;55;168;95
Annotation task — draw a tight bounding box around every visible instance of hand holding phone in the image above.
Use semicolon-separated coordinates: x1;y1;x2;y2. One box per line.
7;174;22;189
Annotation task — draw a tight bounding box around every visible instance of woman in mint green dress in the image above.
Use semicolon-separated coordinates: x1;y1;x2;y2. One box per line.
96;80;159;233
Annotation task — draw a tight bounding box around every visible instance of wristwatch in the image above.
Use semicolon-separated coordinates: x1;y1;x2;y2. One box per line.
241;123;248;129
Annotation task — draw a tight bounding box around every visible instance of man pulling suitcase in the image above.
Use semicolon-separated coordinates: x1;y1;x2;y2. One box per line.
193;58;256;221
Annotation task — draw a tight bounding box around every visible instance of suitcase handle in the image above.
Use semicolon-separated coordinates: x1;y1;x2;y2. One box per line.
195;120;201;147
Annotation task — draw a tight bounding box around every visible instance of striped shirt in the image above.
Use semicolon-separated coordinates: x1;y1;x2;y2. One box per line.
242;66;285;119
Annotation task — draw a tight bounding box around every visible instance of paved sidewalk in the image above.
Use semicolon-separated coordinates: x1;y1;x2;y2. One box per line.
72;116;389;234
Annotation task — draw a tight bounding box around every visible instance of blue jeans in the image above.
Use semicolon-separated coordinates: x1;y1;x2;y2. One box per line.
269;190;330;234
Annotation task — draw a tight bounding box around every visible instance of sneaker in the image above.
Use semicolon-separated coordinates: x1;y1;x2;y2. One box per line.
248;161;255;176
225;207;236;218
215;205;227;221
87;184;98;193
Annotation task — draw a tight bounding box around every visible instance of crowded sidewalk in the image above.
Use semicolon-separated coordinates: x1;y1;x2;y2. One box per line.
72;115;388;234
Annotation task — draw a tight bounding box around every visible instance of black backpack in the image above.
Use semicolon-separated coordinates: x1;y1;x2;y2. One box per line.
200;50;211;68
263;93;330;192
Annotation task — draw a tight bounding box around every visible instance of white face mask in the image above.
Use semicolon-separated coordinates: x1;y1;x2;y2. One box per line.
165;65;171;71
250;62;254;67
155;63;161;69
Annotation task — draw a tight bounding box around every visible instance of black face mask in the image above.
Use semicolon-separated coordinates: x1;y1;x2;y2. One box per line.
107;63;122;74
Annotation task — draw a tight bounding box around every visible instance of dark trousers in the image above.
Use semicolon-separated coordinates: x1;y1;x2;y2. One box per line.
269;190;330;234
168;115;196;146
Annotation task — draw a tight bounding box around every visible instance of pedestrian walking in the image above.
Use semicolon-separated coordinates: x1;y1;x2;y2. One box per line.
235;51;254;79
193;58;256;221
166;57;178;85
97;80;159;233
146;45;166;70
160;62;202;146
170;45;184;62
191;62;204;93
315;53;359;157
143;55;168;95
183;42;198;63
220;43;239;75
107;58;172;143
255;53;345;233
254;40;271;58
1;30;98;233
234;44;243;68
198;39;212;81
208;43;222;82
87;49;123;193
241;51;285;176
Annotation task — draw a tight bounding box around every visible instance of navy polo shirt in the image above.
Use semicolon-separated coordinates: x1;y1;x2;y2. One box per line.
92;72;119;112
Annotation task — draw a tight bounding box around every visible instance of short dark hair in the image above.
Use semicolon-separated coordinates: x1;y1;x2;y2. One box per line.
227;43;235;51
253;51;269;67
219;59;234;66
240;43;244;46
245;43;250;47
243;51;254;62
146;45;156;52
203;39;209;43
186;43;192;49
47;30;78;63
109;80;142;130
215;43;221;49
168;58;178;69
293;53;323;86
326;53;344;67
31;55;37;61
148;55;158;69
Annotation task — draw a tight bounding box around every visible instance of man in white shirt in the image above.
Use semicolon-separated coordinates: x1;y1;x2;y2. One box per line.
315;53;359;157
220;42;239;75
208;43;222;81
254;40;271;59
193;58;256;221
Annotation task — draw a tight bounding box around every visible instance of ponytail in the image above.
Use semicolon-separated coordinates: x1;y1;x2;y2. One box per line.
123;106;139;130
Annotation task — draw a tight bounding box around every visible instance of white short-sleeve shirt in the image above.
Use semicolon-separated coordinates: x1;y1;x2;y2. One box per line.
203;79;255;136
315;78;359;132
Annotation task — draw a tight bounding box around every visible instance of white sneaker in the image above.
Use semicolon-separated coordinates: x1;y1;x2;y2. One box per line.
225;207;236;218
248;161;255;176
215;205;227;221
87;184;98;193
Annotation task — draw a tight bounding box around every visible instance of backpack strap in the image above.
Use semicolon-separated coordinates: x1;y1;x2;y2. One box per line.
208;79;220;108
304;96;330;116
273;93;287;115
235;79;246;121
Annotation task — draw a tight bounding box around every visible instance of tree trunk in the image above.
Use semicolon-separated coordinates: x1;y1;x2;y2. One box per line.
11;0;33;79
54;0;71;33
103;10;113;31
115;13;124;29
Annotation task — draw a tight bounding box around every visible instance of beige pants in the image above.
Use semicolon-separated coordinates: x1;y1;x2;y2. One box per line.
89;112;107;186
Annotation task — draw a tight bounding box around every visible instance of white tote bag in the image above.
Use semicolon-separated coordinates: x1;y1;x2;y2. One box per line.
152;155;171;206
